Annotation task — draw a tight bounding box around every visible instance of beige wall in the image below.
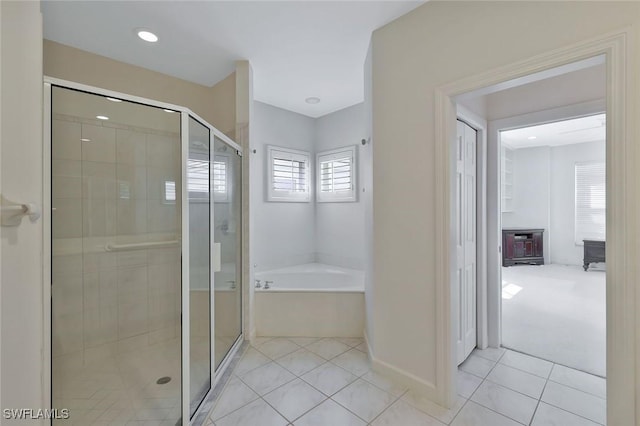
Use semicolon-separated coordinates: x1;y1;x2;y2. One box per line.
1;2;44;422
44;40;236;136
371;0;639;402
235;61;255;340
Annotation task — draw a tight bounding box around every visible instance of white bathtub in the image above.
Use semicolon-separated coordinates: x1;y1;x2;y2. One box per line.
254;263;365;337
255;263;364;293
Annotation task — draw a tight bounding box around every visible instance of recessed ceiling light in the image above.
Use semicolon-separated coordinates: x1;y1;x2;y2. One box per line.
96;115;109;120
81;138;91;142
163;109;176;113
106;97;122;102
137;29;158;43
305;97;321;104
527;136;537;140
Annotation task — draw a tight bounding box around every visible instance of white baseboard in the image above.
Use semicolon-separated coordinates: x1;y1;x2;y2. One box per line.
364;330;439;403
364;329;373;360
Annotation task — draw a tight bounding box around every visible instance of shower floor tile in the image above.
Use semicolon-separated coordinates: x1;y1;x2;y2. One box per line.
53;336;199;426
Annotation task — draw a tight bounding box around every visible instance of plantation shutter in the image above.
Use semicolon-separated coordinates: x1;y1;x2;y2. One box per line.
575;162;606;243
188;159;209;195
272;156;307;193
320;156;352;193
267;146;310;202
212;155;229;202
316;146;357;202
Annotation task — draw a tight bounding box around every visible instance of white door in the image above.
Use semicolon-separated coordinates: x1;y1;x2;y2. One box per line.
456;120;477;365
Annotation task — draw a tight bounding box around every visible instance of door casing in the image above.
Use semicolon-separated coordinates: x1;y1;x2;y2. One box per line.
434;30;634;425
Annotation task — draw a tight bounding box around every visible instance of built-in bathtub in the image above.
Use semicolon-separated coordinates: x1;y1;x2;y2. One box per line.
254;263;365;337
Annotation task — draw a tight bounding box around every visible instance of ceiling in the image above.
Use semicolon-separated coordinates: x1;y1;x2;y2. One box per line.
501;113;606;149
42;1;423;118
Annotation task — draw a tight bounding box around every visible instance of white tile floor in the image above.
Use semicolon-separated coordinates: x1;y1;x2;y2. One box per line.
205;338;607;426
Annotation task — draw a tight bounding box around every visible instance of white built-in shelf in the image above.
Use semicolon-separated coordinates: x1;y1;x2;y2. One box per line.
501;146;514;213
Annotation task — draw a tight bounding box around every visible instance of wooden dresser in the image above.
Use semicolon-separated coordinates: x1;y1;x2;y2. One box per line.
502;229;544;267
583;240;605;271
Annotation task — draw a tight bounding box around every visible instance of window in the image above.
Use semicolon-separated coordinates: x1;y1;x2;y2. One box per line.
164;180;176;204
316;146;357;202
575;162;606;243
188;159;209;200
213;155;229;202
267;145;310;202
161;155;230;203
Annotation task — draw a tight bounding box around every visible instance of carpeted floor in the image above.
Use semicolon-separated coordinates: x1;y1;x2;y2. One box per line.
501;264;606;377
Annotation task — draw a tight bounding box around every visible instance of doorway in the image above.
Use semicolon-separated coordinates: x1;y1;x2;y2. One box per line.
436;35;631;420
450;62;610;424
499;114;606;377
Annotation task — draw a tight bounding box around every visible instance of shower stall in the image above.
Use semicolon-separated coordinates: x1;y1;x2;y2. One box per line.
45;79;243;425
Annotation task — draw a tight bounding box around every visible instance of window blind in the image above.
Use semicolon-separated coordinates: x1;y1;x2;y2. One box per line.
266;146;310;202
164;181;176;203
316;146;357;202
188;159;209;194
272;157;307;193
213;159;227;195
162;157;228;203
575;162;606;243
320;157;352;193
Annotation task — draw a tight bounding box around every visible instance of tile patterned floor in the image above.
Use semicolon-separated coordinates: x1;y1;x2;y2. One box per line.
205;338;607;426
52;335;218;426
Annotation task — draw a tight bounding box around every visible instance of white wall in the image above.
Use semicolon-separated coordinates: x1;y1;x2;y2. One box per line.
1;1;44;421
371;0;640;403
363;42;375;348
550;141;606;265
503;141;606;266
502;146;551;264
251;101;316;271
315;104;366;269
458;96;487;119
461;64;605;123
251;101;368;273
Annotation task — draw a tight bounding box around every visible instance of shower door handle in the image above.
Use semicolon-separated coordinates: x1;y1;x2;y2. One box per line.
213;242;221;272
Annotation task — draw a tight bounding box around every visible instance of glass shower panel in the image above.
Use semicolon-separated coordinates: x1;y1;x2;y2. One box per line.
51;87;182;424
188;117;212;417
214;136;243;369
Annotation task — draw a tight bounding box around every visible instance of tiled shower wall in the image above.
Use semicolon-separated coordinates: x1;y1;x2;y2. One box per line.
51;113;182;366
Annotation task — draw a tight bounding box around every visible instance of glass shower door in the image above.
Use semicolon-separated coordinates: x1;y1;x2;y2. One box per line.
49;83;243;425
51;86;182;425
187;116;212;417
213;136;243;369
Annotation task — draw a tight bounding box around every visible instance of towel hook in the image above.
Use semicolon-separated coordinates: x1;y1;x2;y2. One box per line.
1;195;41;226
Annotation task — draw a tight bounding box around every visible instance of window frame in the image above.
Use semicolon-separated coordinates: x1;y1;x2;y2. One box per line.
316;145;358;203
574;160;606;244
267;145;311;202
